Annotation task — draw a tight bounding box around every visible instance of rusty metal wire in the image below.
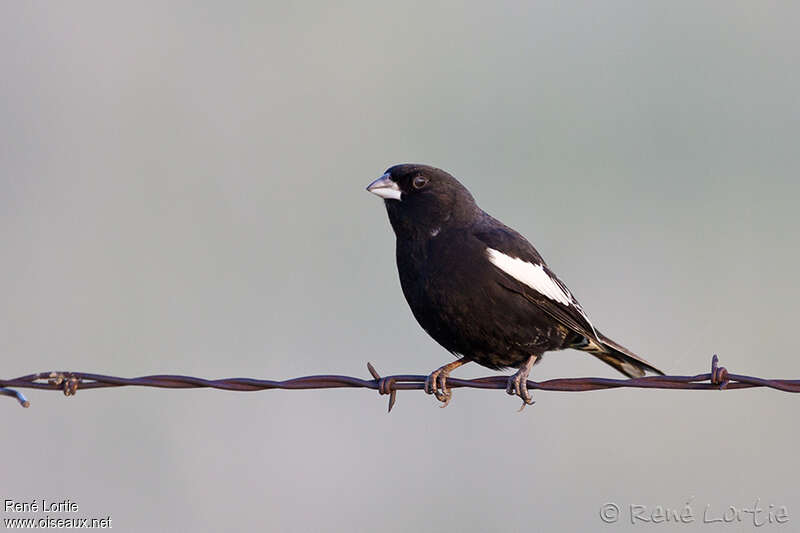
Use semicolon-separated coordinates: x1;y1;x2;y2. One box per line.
1;355;799;411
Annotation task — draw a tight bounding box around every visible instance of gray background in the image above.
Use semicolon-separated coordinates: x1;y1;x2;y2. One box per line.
2;1;798;531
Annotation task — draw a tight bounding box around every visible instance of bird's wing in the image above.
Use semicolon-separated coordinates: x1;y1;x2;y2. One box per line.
473;221;601;344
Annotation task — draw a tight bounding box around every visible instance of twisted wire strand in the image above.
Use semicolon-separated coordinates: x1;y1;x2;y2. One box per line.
2;356;798;411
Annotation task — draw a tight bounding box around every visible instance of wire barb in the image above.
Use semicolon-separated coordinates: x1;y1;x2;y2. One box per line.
710;354;730;389
2;355;799;410
0;387;30;408
367;362;397;412
48;372;81;396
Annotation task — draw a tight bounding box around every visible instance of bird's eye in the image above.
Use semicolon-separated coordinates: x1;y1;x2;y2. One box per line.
412;176;429;189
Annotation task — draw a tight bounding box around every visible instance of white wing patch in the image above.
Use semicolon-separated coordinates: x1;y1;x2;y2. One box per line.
486;248;571;304
486;247;601;340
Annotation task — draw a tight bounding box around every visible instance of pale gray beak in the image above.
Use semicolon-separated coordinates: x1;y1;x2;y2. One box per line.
366;173;402;201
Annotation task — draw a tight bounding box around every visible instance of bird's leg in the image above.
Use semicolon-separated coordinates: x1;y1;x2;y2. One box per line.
424;358;468;407
506;354;539;411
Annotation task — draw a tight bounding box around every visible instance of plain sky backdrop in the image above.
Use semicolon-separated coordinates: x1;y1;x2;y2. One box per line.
2;2;798;531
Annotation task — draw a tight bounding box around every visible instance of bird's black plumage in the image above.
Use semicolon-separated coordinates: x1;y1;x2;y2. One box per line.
367;164;663;407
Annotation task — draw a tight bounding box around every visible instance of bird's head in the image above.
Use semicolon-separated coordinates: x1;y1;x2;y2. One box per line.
366;164;480;238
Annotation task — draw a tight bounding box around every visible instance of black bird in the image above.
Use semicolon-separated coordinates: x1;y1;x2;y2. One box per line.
366;163;663;408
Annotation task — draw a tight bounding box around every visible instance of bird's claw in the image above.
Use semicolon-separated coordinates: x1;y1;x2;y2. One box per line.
425;369;452;406
517;396;535;412
506;374;535;410
424;359;467;407
506;359;536;411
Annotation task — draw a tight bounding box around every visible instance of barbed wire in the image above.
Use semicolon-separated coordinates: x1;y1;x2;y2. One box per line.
1;355;799;412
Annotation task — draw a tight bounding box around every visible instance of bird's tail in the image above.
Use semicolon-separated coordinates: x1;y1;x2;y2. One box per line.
572;333;664;378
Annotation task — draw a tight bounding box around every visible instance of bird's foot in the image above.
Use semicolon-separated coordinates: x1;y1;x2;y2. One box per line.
424;369;452;406
424;359;467;408
506;355;538;411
